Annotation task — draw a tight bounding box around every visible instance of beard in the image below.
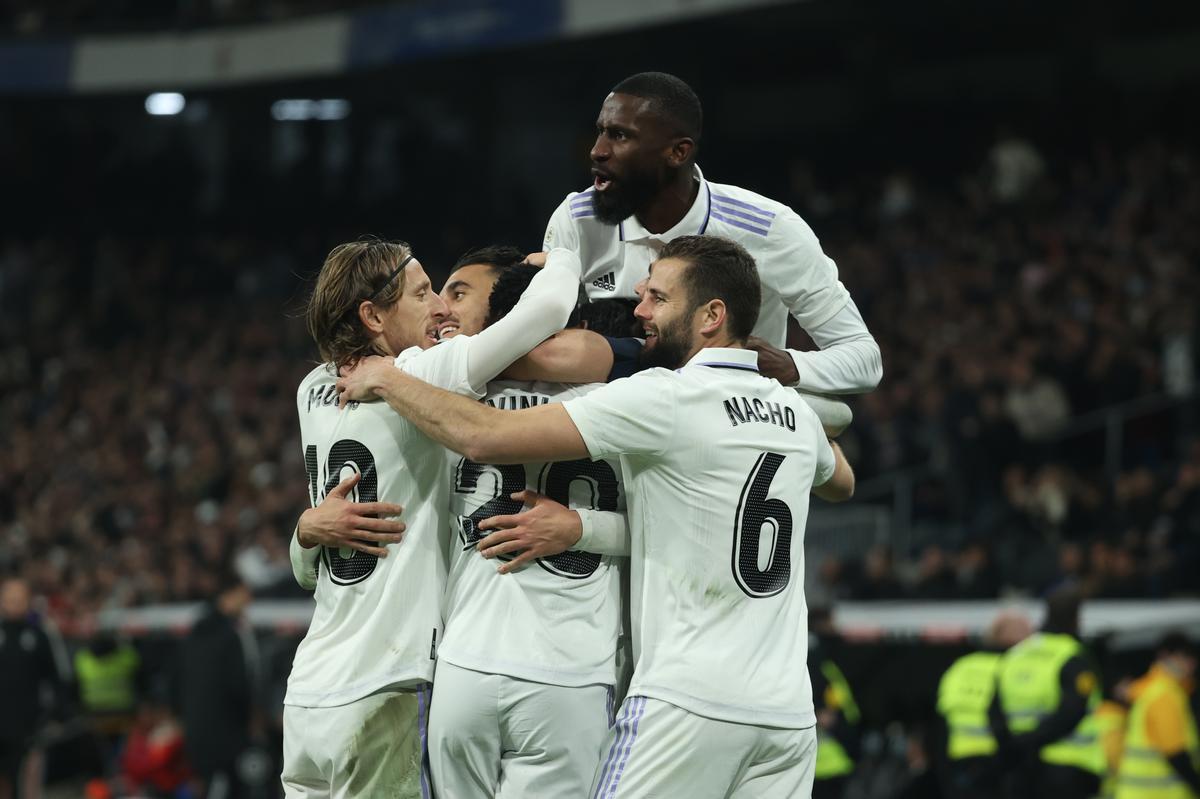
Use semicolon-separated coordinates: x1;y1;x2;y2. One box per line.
592;166;663;225
637;315;693;370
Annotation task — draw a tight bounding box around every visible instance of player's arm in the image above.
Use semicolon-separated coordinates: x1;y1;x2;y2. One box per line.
472;491;630;573
503;329;615;383
812;439;854;502
765;210;882;394
460;247;583;392
289;473;406;589
339;362;589;464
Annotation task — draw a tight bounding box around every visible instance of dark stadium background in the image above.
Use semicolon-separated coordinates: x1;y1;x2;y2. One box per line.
1;0;1198;797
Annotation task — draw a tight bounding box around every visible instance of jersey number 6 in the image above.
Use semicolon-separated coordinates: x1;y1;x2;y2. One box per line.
732;452;794;598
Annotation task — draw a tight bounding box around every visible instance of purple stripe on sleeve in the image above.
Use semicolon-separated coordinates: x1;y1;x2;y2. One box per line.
593;700;633;799
572;210;596;219
603;696;648;797
711;193;777;218
709;201;775;228
709;210;769;236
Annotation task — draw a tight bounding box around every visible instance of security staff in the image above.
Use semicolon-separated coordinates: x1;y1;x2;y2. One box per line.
1115;633;1199;799
936;610;1033;799
811;656;861;798
992;590;1106;799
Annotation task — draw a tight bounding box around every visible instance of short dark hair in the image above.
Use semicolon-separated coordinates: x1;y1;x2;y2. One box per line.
1043;587;1082;635
1158;632;1197;658
579;299;639;338
658;235;760;341
451;244;526;276
485;263;587;329
612;72;702;145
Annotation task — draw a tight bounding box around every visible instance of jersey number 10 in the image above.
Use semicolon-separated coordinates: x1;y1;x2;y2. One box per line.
305;440;380;586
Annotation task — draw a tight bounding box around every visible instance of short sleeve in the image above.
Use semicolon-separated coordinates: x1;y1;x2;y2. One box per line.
398;338;482;398
561;370;677;459
543;195;582;253
764;207;851;332
811;411;836;486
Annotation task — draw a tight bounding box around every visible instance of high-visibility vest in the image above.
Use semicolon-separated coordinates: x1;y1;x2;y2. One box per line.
815;660;860;779
1115;670;1199;799
1095;700;1129;799
937;651;1002;759
998;632;1105;775
75;645;139;713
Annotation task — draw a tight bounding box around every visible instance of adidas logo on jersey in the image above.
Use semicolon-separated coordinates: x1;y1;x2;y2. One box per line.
592;272;616;292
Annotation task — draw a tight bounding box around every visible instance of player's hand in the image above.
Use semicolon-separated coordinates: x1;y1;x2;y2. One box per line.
297;472;405;557
336;355;395;408
523;252;548;267
476;490;582;574
747;336;800;386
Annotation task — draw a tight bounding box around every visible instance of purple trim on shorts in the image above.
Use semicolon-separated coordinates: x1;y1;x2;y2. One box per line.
600;696;648;798
710;193;777;219
417;686;431;799
593;699;633;798
709;210;770;237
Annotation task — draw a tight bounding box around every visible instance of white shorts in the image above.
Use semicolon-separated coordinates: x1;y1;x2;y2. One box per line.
589;696;817;799
428;660;614;799
281;686;431;799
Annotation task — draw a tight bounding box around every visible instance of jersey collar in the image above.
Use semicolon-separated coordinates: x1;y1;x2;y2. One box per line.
684;346;760;373
619;165;711;244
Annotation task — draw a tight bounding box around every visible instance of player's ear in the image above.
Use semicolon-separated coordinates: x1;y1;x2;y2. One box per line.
698;299;725;335
666;137;695;169
358;300;386;335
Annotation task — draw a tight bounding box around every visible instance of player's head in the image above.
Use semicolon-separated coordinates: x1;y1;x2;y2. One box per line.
1156;632;1197;681
306;238;446;369
0;577;30;622
578;298;640;338
484;263;588;329
440;245;526;339
635;235;760;369
590;72;702;225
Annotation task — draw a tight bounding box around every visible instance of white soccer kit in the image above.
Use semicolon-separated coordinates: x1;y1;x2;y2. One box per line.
543;164;880;394
282;249;582;798
560;347;837;798
430;379;625;798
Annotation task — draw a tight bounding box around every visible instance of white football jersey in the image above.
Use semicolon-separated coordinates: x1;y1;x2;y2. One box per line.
543;165;851;347
286;337;482;708
438;380;625;688
561;347;835;728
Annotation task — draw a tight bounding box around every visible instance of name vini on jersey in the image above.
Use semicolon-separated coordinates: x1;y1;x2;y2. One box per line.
723;396;796;430
485;395;550;410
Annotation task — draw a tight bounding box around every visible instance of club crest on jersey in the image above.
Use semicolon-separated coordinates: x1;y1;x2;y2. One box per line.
591;272;616;292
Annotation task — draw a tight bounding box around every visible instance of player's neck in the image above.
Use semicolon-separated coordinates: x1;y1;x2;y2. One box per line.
638;173;699;234
685;335;744;362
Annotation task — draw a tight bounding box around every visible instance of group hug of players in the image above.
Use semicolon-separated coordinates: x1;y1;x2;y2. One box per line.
279;70;1197;799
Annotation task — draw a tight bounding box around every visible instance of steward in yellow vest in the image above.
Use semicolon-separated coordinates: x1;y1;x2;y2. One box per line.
936;610;1032;799
812;656;861;799
992;590;1105;799
1115;633;1200;799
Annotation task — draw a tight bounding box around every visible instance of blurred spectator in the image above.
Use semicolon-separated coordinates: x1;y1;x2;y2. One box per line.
0;577;70;799
179;575;258;799
118;698;191;798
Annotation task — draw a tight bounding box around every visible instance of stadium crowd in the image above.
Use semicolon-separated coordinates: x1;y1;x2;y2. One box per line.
0;139;1197;636
1;0;368;34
